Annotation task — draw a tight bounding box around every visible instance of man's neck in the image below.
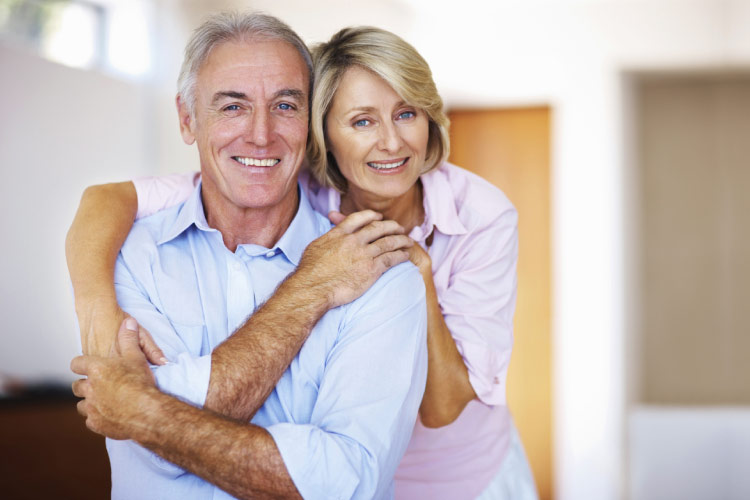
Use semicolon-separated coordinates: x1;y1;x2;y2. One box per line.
201;187;300;253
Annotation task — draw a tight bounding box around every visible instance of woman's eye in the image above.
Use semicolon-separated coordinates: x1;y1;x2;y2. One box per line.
398;110;416;120
354;119;371;127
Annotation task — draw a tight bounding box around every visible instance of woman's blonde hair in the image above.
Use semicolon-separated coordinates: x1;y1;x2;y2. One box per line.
307;26;450;192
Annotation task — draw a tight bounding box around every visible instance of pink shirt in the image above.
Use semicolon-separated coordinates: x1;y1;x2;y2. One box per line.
133;162;518;499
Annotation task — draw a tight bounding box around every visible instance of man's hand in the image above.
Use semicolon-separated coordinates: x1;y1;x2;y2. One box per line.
71;317;159;440
297;210;413;308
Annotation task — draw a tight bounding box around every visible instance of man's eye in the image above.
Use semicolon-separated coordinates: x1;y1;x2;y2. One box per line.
278;103;295;111
224;104;241;111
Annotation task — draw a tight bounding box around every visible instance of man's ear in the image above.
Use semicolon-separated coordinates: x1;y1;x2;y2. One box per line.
176;95;196;145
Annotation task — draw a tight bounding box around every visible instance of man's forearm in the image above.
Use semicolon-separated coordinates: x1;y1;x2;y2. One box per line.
135;388;301;500
205;268;331;421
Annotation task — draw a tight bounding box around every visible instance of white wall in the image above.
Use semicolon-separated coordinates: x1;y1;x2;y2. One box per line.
0;44;153;381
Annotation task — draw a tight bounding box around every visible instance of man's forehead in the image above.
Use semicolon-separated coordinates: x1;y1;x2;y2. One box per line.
197;38;308;92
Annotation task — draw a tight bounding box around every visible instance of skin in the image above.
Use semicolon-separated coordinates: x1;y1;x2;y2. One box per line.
178;39;310;249
68;38;414;499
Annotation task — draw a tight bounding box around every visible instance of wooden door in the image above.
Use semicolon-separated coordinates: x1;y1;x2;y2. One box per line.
448;107;552;500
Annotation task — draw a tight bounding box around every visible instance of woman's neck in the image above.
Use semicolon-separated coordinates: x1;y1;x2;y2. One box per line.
340;181;424;234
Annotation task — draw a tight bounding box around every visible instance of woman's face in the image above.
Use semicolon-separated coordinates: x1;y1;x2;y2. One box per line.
325;66;429;201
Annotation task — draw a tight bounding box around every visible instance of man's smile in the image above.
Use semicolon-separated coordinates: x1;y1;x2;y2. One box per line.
232;156;281;167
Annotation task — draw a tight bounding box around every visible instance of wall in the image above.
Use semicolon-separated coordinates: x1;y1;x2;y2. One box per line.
0;43;153;381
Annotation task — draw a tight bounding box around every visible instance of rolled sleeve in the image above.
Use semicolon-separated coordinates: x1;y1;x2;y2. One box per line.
269;263;428;499
442;208;518;406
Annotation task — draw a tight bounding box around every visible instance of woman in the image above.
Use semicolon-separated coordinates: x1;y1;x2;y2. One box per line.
67;26;537;500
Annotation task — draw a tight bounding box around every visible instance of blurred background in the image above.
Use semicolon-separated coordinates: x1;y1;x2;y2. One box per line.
1;0;749;498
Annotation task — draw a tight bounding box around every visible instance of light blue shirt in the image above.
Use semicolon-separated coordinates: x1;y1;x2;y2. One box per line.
109;183;428;500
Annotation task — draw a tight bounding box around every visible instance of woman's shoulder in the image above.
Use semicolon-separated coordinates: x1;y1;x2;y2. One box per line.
423;162;516;230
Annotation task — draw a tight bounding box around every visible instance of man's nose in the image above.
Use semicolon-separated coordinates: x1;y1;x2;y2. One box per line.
377;122;403;153
245;108;271;146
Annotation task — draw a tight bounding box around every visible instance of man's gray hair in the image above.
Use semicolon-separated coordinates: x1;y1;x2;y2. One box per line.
177;11;313;116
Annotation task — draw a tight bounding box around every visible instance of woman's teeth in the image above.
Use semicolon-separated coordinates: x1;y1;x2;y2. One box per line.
234;157;280;167
367;158;407;170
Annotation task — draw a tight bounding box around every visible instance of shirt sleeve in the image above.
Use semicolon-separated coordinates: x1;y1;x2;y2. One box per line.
266;263;428;500
133;172;200;220
114;253;211;408
443;207;519;406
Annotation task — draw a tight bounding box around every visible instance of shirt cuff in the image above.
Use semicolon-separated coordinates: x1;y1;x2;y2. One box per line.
457;339;510;407
152;352;211;407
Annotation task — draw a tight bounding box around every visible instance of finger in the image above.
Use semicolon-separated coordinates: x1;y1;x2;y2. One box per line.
70;355;91;376
71;379;90;398
334;210;383;234
77;399;89;418
328;210;346;225
355;220;406;244
139;326;168;365
117;317;147;361
373;249;410;273
368;234;414;257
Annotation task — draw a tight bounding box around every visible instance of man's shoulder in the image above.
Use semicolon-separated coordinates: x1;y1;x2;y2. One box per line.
346;261;426;318
120;203;186;257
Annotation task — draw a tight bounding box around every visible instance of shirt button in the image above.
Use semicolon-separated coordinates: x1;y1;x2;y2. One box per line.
265;250;276;258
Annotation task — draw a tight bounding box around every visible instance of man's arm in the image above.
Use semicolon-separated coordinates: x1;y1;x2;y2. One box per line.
205;210;415;421
73;319;302;499
74;261;428;499
113;209;414;422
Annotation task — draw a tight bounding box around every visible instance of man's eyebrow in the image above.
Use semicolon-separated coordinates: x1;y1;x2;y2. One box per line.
212;91;247;104
274;88;305;101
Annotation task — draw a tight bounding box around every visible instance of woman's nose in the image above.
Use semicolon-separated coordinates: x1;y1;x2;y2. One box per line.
377;122;403;153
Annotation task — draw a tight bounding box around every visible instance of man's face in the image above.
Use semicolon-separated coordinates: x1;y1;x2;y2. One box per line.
178;39;309;216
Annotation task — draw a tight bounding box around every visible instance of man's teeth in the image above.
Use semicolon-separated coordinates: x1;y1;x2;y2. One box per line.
234;157;280;167
367;158;407;170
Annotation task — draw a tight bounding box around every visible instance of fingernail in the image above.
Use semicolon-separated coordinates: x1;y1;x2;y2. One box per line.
160;357;169;365
125;317;138;331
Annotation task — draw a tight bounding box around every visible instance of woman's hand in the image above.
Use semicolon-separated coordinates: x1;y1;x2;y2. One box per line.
407;239;432;276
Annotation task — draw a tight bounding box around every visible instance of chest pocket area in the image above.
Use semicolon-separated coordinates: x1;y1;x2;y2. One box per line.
170;323;210;356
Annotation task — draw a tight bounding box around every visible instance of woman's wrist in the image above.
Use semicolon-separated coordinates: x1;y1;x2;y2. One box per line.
75;294;126;356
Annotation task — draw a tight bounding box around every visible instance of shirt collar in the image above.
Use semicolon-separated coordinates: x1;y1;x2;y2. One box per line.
416;163;467;239
157;180;324;266
272;184;324;266
157;181;213;245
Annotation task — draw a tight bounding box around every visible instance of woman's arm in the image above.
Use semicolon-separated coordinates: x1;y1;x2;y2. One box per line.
66;182;163;360
409;244;477;428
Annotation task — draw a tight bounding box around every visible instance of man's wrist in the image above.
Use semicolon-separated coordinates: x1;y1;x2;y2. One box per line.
128;386;172;447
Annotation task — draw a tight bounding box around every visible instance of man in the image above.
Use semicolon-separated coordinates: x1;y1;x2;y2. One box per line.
70;12;427;500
